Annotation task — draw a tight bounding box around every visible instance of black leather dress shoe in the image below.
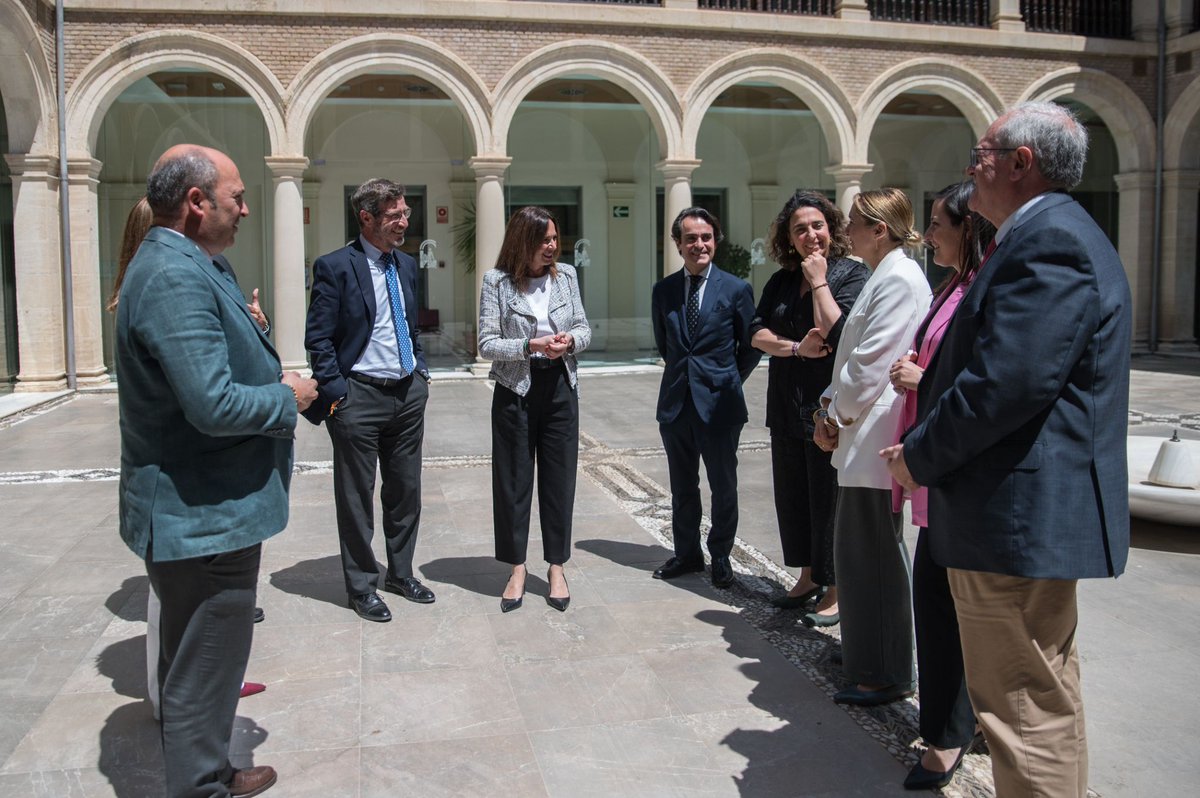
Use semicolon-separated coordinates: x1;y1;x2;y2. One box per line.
253;607;265;624
384;577;436;604
653;556;705;580
348;592;392;622
903;744;968;790
710;556;735;588
833;682;915;707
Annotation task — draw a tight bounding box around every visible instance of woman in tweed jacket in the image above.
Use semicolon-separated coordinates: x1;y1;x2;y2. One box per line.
478;206;591;612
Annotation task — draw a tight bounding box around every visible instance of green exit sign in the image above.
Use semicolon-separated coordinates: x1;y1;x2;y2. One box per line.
612;206;630;218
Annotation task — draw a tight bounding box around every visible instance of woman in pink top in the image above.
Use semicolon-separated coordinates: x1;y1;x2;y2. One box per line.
888;181;995;791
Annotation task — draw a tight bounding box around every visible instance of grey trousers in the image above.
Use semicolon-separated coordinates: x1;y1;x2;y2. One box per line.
833;486;914;686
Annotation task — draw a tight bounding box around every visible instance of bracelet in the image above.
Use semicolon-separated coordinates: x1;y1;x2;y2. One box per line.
288;384;300;405
790;341;801;358
524;338;531;355
810;282;828;291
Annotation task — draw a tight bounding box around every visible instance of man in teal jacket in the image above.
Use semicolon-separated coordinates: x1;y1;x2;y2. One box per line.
116;144;316;798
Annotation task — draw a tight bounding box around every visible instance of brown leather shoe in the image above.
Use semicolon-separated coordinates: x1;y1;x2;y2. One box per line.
228;765;277;797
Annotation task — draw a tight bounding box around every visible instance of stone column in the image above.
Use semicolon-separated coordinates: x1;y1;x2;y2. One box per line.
835;0;870;22
1114;171;1156;349
658;159;701;276
66;156;109;385
265;155;309;371
990;0;1025;33
469;155;511;368
825;163;873;215
5;154;66;392
1159;169;1200;351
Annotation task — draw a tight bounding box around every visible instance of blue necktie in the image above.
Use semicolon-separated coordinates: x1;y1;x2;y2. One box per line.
381;252;416;375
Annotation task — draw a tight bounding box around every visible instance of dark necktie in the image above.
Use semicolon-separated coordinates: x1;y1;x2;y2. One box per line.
686;273;704;338
380;252;417;375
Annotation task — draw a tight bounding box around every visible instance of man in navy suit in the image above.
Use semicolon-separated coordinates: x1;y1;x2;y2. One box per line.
304;178;435;622
651;208;759;588
884;102;1130;797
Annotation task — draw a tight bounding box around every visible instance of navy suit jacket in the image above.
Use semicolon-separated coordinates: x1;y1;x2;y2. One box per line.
652;265;759;426
903;193;1130;580
303;238;427;424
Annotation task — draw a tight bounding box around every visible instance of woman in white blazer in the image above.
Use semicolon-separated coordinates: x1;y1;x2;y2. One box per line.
478;206;591;613
814;188;931;706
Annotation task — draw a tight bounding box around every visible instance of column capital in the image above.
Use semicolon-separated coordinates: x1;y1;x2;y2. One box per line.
656;158;702;180
1163;169;1200;190
1114;171;1156;191
605;181;637;201
825;162;874;182
264;155;309;180
468;155;512;181
66;156;103;184
4;153;59;180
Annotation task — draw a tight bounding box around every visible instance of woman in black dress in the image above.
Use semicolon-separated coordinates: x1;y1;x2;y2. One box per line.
750;190;868;625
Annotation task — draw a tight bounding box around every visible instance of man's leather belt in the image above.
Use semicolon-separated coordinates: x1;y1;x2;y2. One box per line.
350;372;411;389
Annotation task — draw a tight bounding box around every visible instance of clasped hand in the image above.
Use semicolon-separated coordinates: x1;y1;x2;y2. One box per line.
889;352;922;394
530;333;573;359
281;371;318;413
796;328;831;359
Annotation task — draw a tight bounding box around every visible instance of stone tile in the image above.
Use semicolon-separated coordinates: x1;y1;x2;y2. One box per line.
360;669;521;746
360;735;547;798
2;694;158;774
27;637;127;700
606;596;763;653
640;639;803;717
488;605;638;666
21;560;144;597
574;557;719;605
507;654;677;732
230;676;360;756
0;552;57;602
362;614;499;674
0;765;163;797
530;716;740;797
230;747;359;797
0;697;52;772
0;595;119;642
245;623;361;684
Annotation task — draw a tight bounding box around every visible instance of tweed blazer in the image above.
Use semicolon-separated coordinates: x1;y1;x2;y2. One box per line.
116;227;297;562
478;263;592;395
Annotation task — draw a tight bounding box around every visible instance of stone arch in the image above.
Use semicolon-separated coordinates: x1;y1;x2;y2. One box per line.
66;30;286;156
1165;72;1200;170
491;40;681;159
683;49;855;166
0;0;56;152
1020;67;1155;173
855;57;1002;162
287;34;490;157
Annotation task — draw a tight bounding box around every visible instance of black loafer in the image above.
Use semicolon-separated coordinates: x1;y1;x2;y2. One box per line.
653;556;705;580
710;556;735;588
384;576;436;604
253;607;265;624
348;592;392;622
833;682;915;707
903;744;969;790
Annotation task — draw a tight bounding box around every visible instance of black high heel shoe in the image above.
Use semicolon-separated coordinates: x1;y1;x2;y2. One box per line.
500;569;526;613
902;743;969;790
546;566;570;612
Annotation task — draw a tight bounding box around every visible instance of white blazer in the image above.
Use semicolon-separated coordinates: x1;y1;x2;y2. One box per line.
824;247;932;489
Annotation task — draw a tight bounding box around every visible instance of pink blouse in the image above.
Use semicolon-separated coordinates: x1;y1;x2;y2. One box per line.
891;279;971;526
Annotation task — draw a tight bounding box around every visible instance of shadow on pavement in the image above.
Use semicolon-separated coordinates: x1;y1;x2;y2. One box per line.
269;555;351;607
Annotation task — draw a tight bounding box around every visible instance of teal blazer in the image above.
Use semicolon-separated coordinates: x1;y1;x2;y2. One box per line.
116;227;297;562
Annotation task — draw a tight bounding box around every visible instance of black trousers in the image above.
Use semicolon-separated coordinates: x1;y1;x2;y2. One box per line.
326;374;428;596
491;363;579;565
770;431;837;585
913;528;976;748
659;399;743;562
148;543;259;798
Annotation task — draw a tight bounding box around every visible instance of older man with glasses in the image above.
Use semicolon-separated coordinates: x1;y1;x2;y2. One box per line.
884;101;1131;797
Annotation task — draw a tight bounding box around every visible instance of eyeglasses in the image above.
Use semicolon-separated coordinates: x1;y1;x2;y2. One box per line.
379;208;412;222
969;147;1016;168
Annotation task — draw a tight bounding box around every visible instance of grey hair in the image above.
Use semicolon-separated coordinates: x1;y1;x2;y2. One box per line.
351;178;406;223
993;101;1089;190
145;148;218;215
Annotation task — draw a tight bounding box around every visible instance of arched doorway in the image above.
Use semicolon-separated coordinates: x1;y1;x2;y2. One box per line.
506;75;660;356
304;72;477;368
1060;100;1120;247
693;81;832;299
95;69;270;375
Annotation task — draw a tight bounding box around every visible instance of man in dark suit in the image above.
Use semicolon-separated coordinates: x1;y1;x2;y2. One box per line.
651;207;759;588
117;144;317;797
884;102;1131;797
304;178;434;622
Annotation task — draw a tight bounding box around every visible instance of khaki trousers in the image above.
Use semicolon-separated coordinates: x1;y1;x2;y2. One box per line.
948;569;1087;798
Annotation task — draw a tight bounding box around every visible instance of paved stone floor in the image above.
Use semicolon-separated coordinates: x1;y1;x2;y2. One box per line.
0;365;1196;797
